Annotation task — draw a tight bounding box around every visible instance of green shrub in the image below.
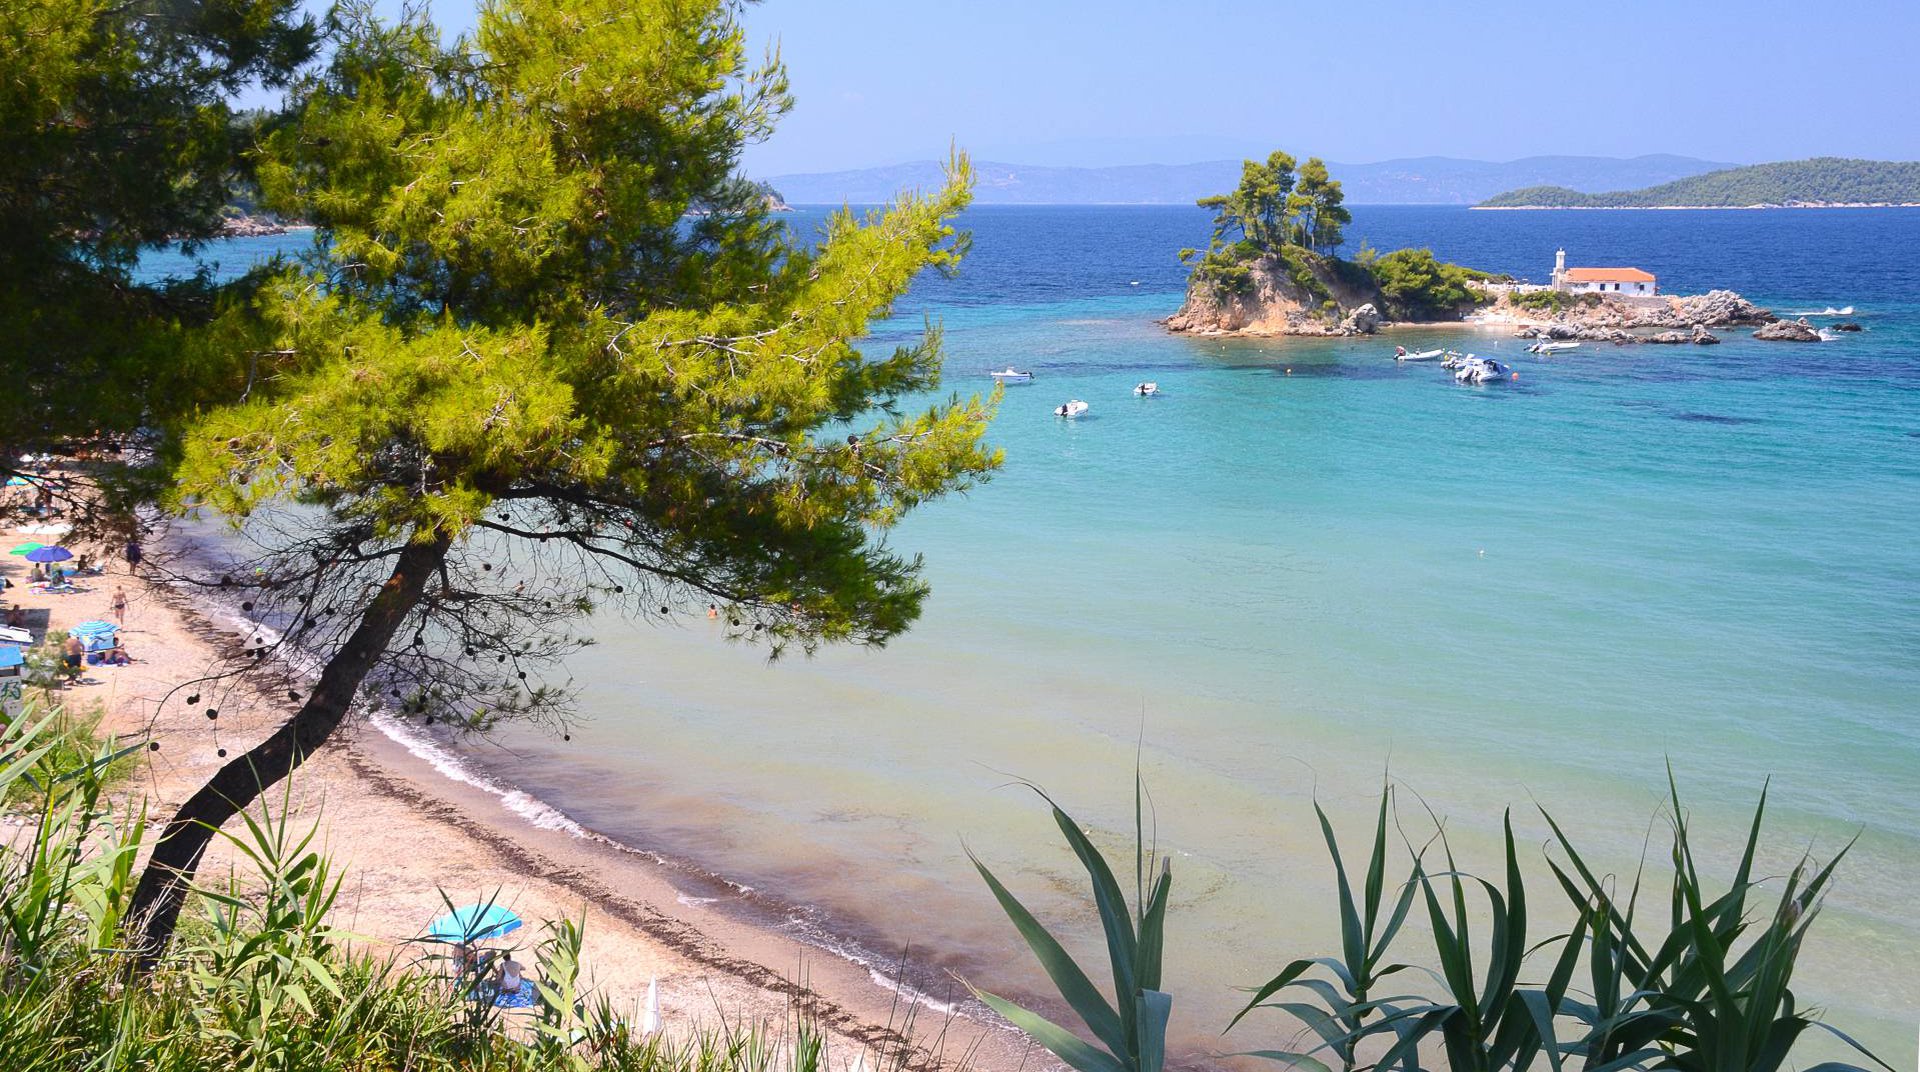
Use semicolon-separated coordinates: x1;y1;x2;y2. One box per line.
1364;248;1489;321
1508;289;1602;314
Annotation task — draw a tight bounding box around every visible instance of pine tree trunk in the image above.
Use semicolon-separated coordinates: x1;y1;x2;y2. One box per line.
127;531;452;967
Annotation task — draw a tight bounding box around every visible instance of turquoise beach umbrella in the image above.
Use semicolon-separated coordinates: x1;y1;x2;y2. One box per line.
7;542;43;555
67;621;119;640
428;903;522;944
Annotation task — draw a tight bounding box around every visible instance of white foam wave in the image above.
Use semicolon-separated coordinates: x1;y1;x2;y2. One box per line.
369;712;591;838
172;566;974;1028
1786;305;1855;316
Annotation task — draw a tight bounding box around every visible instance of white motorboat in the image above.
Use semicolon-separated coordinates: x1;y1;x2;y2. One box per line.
1054;399;1089;418
1395;347;1445;362
1133;382;1159;396
1455;357;1514;384
989;367;1035;383
1527;340;1579;354
1440;350;1470;370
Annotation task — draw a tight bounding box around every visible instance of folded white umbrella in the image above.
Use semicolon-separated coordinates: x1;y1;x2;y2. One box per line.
641;977;661;1036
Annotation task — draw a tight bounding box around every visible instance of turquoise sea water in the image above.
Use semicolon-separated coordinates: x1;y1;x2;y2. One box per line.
147;210;1920;1065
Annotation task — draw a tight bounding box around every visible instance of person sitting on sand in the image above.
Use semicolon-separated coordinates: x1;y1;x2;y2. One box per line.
6;606;24;628
496;953;524;994
28;564;45;584
100;642;131;666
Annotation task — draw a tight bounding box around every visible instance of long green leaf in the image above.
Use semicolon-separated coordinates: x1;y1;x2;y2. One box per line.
970;852;1127;1055
973;989;1130;1072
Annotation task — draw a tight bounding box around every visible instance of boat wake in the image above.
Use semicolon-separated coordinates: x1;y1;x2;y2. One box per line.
1786;305;1856;316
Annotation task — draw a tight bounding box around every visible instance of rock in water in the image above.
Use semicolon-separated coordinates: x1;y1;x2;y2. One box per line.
1691;324;1721;345
1647;330;1692;344
1671;289;1774;326
1753;317;1823;342
1834;320;1863;332
1340;303;1382;335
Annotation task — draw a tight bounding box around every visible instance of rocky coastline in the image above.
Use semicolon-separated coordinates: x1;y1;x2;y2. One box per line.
218;213;303;237
1164;262;1824;345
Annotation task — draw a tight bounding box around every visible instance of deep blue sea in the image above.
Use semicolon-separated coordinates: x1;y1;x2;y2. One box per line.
146;207;1920;1065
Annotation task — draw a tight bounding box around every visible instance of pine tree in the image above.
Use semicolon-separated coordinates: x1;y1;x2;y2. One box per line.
126;0;999;959
0;0;315;479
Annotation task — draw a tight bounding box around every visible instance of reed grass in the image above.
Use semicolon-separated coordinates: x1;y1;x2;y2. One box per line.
0;703;935;1072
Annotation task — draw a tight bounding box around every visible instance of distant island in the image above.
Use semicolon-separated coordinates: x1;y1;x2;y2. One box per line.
1477;157;1920;209
762;154;1730;206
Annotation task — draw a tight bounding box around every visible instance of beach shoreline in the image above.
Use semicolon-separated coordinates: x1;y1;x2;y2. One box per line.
0;513;1032;1072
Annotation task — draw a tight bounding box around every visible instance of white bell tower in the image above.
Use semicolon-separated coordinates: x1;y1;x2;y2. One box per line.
1553;248;1567;291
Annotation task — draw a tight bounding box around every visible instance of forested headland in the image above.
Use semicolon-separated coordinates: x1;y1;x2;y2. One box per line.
1477;157;1920;208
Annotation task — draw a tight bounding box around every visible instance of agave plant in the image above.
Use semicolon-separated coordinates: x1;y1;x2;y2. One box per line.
1230;785;1421;1072
1540;775;1894;1072
970;778;1172;1072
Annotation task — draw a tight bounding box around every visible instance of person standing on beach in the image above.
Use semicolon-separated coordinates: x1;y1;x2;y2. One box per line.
125;541;142;573
111;586;128;625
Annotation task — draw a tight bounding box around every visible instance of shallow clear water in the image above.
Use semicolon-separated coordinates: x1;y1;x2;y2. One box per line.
146;209;1920;1064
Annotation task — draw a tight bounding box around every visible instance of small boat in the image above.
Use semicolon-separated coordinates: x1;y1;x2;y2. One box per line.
1133;382;1159;396
1394;346;1445;362
1455;357;1514;384
1054;399;1089;418
989;367;1035;383
1527;341;1579;354
1440;350;1470;370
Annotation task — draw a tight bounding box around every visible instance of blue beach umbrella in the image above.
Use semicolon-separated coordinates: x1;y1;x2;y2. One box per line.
24;546;73;563
67;620;119;641
428;903;522;944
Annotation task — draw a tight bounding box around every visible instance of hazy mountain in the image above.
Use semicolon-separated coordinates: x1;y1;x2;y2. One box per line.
763;154;1733;206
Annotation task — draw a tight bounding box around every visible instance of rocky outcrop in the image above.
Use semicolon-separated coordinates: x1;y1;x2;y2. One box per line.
1480;288;1777;346
1164;253;1382;336
1339;303;1382;334
1667;290;1773;326
1833;320;1863;332
1652;324;1723;345
1753;317;1823;342
219;214;293;237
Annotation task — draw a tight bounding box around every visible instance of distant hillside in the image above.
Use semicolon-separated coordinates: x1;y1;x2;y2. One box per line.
764;154;1730;206
1478;158;1920;208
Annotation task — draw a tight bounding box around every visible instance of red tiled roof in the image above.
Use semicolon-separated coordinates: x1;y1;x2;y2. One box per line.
1563;267;1655;283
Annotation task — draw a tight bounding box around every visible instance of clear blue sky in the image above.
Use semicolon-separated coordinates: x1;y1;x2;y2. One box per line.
315;0;1920;174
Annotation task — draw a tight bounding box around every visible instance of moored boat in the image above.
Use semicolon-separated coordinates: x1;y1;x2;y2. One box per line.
1133;382;1159;396
990;367;1035;383
1527;340;1579;354
1054;399;1089;417
1395;346;1445;362
1455;356;1514;384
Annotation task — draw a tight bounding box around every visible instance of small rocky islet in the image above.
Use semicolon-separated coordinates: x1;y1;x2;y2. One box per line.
1162;151;1856;346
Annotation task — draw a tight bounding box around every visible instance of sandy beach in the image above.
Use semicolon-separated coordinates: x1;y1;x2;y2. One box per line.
0;508;1032;1072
